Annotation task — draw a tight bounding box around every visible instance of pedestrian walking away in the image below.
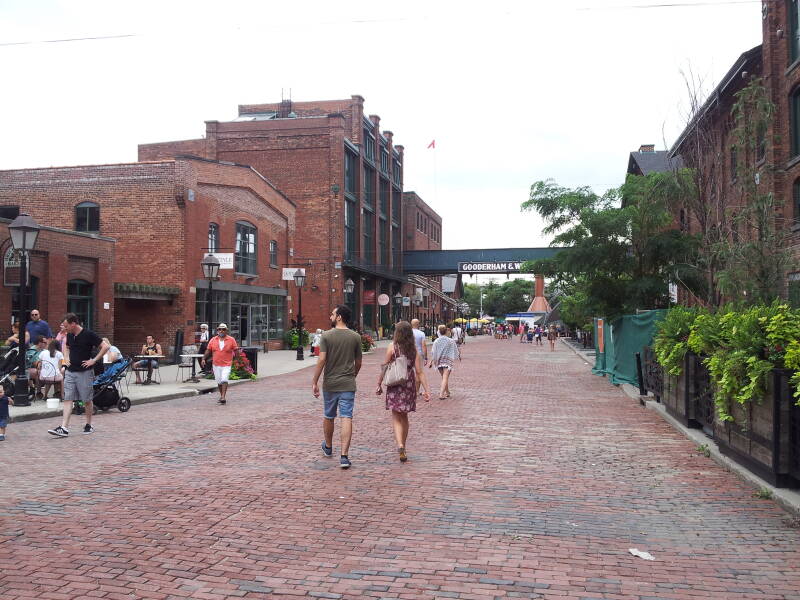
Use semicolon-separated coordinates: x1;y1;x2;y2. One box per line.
376;320;430;462
198;323;210;373
429;324;460;400
548;324;558;351
47;313;109;437
311;304;362;469
201;323;238;404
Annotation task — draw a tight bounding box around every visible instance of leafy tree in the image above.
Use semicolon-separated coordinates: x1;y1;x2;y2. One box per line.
520;177;699;321
462;278;533;317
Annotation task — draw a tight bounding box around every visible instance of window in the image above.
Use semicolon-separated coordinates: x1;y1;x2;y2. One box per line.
12;275;38;321
67;279;93;329
362;208;374;263
792;89;800;157
391;224;400;266
380;144;390;173
379;179;389;217
378;217;388;265
75;202;99;233
345;198;356;260
791;1;800;64
344;150;357;196
208;223;219;252
269;240;278;267
363;128;375;163
391;191;401;223
363;165;375;208
794;179;800;223
235;221;257;274
392;159;402;186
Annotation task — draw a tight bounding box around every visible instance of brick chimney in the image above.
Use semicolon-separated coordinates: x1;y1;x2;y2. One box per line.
638;144;655;153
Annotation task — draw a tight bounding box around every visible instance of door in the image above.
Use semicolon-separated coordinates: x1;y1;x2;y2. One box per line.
230;303;249;347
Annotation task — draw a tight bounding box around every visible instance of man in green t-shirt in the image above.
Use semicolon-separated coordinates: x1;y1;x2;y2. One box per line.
312;304;362;469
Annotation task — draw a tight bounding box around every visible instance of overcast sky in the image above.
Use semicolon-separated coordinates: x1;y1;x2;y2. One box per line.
1;0;761;269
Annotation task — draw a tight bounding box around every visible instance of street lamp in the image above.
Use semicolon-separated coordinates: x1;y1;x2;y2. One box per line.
393;292;402;324
344;278;355;294
201;254;221;332
9;213;40;407
294;269;306;361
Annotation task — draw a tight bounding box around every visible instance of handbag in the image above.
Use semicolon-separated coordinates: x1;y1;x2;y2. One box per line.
382;351;409;387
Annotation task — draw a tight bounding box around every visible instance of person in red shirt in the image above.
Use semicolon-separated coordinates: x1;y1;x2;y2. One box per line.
200;323;239;405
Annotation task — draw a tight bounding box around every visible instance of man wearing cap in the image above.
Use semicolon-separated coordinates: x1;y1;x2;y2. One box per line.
201;323;238;405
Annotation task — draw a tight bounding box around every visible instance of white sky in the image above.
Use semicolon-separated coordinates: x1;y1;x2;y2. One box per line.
1;0;762;284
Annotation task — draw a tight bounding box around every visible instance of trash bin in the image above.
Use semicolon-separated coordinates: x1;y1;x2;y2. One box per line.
242;346;258;375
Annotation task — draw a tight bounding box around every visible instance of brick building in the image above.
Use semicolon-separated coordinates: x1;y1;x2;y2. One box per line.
139;95;407;335
401;191;458;328
0;157;294;354
0;216;115;341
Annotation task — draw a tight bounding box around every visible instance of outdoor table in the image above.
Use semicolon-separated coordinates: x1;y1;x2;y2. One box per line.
179;354;204;383
133;355;164;384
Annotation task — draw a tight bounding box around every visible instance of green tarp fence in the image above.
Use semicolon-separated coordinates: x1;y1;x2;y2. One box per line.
591;310;666;386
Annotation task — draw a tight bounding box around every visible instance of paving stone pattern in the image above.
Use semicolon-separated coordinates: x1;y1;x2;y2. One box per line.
1;337;799;599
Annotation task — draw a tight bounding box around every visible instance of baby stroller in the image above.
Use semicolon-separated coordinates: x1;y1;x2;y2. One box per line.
0;346;20;398
74;358;132;415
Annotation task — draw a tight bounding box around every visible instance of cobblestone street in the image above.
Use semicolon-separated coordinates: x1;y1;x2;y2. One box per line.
1;336;799;600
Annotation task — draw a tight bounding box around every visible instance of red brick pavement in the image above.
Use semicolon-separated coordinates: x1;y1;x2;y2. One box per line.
1;336;800;600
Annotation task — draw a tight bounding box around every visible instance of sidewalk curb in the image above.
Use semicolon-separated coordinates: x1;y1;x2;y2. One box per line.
561;337;800;517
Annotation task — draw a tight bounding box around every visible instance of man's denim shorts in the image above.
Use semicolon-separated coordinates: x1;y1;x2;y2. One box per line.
323;391;355;419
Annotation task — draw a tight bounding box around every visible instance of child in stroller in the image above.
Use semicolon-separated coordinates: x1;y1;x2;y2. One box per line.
74;358;132;415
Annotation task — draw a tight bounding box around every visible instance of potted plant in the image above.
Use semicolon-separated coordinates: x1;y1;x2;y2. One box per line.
361;333;375;353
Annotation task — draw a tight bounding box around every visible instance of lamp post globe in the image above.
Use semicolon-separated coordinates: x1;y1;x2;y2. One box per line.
344;278;355;294
393;292;402;323
201;254;220;331
294;269;305;361
9;213;41;408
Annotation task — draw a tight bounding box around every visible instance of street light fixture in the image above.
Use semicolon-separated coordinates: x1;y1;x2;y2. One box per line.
344;278;355;294
294;269;306;361
9;213;41;408
393;292;402;323
201;253;221;332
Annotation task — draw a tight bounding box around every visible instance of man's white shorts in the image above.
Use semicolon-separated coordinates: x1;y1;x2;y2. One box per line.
213;365;231;384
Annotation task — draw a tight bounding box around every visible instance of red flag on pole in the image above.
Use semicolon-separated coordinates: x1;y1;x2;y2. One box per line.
427;139;436;149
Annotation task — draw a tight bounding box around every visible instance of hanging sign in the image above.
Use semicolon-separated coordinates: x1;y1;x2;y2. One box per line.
363;289;376;303
205;253;234;270
458;261;523;273
282;267;305;281
377;293;390;306
402;296;411;306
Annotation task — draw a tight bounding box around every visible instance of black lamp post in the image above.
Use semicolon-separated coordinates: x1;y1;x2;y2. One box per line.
294;269;306;361
9;213;40;407
201;254;221;331
393;292;402;324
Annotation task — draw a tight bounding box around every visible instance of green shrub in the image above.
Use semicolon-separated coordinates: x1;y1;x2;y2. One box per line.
653;306;701;375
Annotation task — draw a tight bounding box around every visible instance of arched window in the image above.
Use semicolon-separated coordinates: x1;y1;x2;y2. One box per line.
235;221;257;274
67;279;94;329
208;223;219;253
269;240;278;267
791;1;800;64
75;202;99;233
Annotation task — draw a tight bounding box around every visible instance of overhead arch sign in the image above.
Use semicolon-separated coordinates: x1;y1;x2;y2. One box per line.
458;261;523;273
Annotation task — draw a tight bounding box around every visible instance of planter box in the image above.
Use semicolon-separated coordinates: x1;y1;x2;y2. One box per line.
714;370;798;488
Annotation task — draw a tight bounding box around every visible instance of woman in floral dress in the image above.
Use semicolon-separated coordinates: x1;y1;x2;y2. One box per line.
376;320;431;462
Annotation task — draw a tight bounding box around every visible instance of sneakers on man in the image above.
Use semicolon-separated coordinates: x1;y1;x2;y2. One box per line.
48;426;69;437
83;424;94;435
321;442;333;457
339;455;351;469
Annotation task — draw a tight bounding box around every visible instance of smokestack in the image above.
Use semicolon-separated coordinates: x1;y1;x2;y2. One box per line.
528;274;551;313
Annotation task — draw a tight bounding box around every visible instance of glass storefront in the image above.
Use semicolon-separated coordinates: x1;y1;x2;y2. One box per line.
196;289;285;346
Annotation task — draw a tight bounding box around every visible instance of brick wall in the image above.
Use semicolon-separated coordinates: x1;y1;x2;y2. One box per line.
0;158;295;354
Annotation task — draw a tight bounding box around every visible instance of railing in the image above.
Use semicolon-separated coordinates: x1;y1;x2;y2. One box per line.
688;354;715;436
641;346;663;402
786;372;800;483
